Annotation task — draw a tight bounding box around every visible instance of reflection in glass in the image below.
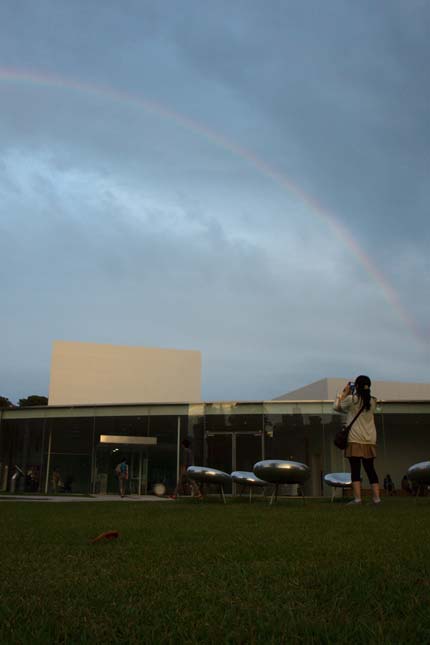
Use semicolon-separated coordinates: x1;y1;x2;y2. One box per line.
1;403;429;498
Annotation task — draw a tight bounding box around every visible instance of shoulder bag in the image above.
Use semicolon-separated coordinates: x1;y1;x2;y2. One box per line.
334;405;365;450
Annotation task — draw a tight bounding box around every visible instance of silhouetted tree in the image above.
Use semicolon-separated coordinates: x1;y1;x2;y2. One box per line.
18;395;48;407
0;396;15;409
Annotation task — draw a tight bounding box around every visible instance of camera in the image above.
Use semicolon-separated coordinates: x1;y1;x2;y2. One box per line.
348;381;355;394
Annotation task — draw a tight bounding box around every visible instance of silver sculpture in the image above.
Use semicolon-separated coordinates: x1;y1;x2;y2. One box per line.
324;472;352;502
407;461;430;490
187;466;232;503
253;460;310;504
230;471;268;502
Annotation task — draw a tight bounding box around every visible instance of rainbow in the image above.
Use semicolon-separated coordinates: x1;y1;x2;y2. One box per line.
0;67;426;345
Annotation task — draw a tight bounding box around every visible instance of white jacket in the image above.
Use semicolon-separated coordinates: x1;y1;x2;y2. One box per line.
335;394;377;445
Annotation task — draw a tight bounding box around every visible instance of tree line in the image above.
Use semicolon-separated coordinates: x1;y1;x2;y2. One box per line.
0;395;48;409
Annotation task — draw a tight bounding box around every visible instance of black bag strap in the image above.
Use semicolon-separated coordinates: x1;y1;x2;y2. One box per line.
345;404;365;431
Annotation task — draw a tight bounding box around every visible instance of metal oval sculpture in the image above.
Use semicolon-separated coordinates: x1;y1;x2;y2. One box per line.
253;460;310;484
187;466;232;485
324;473;352;488
407;461;430;485
230;471;268;487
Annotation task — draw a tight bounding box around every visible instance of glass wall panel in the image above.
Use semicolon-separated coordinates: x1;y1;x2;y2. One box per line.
233;433;263;496
47;454;91;494
206;413;262;433
235;433;262;472
264;412;323;495
95;416;149;439
0;420;17;491
0;419;47;493
206;433;232;493
47;418;93;494
187;415;205;467
148;415;181;494
206;434;232;473
49;417;93;454
378;413;430;495
320;412;348;496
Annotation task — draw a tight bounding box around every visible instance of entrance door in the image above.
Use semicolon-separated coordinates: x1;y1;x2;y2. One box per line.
128;449;148;495
95;446;148;495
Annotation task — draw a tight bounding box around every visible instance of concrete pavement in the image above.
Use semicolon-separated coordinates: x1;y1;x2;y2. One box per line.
0;494;172;503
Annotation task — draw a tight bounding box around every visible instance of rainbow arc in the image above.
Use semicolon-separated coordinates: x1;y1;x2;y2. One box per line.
0;67;426;345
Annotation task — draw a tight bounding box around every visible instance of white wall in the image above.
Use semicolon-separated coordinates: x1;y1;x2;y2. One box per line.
274;378;430;401
49;341;202;405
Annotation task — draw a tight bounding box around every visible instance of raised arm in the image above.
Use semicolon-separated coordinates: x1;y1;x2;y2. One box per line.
334;382;353;412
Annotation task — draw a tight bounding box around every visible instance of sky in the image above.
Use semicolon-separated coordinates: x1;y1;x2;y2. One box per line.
1;0;429;403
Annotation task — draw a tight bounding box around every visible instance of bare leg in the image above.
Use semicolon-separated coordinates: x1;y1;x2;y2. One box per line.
352;481;361;501
371;482;381;503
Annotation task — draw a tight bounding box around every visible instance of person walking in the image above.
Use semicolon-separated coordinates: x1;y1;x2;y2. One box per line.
170;438;203;500
384;473;395;496
334;375;381;505
115;458;129;498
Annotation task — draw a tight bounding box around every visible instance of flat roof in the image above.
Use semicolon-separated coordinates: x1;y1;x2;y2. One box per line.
1;399;430;420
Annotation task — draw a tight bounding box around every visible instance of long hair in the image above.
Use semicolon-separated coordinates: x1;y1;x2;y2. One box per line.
355;375;372;410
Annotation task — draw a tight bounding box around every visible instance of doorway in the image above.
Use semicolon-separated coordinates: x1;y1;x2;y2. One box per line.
95;445;148;495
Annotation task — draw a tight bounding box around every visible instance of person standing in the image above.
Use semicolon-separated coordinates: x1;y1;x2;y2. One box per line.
115;458;128;498
170;438;203;500
52;467;62;494
384;473;395;496
334;375;381;505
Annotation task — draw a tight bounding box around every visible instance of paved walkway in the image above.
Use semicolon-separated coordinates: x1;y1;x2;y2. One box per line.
0;494;171;503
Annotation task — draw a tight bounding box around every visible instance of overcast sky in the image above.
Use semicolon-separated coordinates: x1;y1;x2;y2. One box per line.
1;0;429;402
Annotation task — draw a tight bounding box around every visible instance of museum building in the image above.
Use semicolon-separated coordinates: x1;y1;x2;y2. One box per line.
1;342;429;497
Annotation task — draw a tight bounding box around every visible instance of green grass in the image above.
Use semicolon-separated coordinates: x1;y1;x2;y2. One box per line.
1;498;430;644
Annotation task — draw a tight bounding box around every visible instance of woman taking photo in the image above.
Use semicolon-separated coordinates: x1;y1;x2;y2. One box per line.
335;375;381;505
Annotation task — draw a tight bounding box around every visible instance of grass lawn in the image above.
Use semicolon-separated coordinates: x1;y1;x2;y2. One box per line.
1;498;430;644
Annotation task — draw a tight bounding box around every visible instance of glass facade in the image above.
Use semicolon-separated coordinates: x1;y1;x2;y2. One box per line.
0;401;429;497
